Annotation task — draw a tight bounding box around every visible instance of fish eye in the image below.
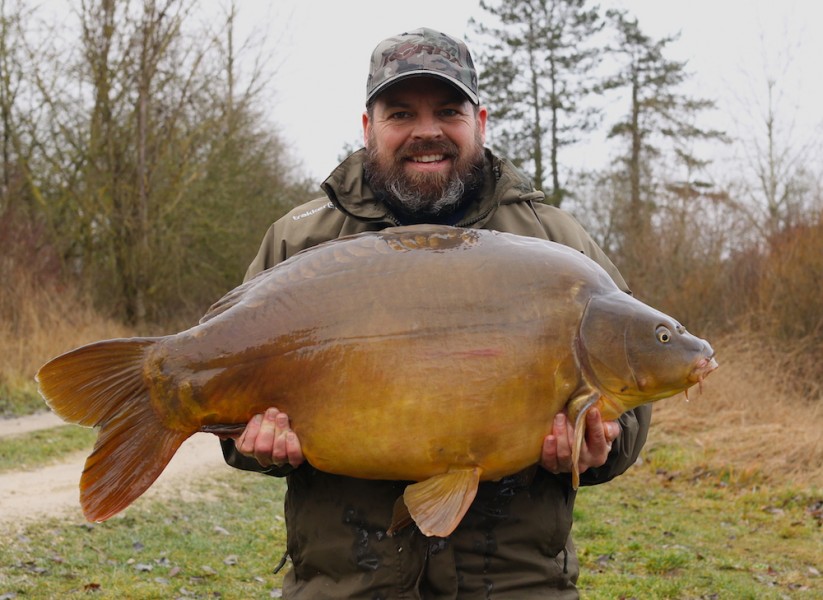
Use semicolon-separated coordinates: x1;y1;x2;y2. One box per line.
656;326;672;343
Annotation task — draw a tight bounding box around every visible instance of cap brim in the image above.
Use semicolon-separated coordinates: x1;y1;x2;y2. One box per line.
367;71;479;105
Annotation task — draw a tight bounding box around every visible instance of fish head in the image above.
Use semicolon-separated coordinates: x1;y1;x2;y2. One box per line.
577;292;718;418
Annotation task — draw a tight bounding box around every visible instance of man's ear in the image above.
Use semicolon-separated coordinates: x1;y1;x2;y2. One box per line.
477;105;488;145
362;112;370;148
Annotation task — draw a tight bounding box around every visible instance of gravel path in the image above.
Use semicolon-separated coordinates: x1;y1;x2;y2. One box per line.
0;411;65;438
0;414;228;525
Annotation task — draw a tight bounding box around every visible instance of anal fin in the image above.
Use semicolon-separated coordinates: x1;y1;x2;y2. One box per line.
387;496;414;537
400;467;481;538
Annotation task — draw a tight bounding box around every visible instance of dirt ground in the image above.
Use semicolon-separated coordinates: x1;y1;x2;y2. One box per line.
0;414;227;525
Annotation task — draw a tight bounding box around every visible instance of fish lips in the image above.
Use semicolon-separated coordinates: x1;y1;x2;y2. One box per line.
688;354;719;384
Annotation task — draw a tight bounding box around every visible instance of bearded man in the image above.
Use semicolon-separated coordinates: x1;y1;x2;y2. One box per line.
221;27;650;599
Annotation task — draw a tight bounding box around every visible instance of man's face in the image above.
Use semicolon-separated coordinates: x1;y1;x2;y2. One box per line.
362;77;488;223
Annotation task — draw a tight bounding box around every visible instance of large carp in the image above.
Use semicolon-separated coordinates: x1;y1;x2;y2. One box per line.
37;225;716;537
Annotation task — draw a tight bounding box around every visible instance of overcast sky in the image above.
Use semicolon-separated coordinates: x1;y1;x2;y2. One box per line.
223;0;821;184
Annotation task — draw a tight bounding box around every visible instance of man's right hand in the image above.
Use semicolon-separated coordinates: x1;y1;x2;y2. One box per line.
233;407;305;469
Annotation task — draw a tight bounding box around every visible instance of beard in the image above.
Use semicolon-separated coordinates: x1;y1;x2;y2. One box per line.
364;132;486;224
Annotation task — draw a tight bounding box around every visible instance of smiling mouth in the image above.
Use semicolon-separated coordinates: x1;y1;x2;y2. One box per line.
409;154;446;163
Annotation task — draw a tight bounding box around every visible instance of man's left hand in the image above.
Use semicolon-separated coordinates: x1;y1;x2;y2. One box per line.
540;408;620;476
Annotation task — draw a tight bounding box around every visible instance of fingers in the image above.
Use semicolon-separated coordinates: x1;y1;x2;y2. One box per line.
583;408;610;457
541;414;572;474
235;408;304;469
271;411;305;467
579;408;619;470
235;413;264;456
254;408;282;467
605;420;621;446
541;409;621;476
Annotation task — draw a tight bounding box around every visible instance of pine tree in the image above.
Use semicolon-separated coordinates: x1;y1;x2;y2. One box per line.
471;0;604;206
603;9;726;254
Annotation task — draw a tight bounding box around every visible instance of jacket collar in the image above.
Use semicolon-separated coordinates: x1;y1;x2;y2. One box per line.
320;148;544;228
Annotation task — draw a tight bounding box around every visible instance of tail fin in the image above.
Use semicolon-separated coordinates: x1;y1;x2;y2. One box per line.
36;338;191;522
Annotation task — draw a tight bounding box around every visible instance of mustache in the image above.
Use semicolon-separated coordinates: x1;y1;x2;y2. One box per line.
397;140;458;159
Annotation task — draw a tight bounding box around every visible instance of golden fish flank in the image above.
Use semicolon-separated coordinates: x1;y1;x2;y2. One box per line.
36;224;717;538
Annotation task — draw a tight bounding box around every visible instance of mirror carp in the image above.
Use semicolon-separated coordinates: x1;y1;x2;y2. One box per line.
36;225;717;537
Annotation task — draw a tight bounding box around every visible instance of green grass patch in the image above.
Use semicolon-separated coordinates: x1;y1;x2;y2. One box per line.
0;470;288;598
574;449;822;599
0;379;46;418
0;426;97;473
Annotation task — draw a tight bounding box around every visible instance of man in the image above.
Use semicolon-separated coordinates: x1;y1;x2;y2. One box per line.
221;27;651;599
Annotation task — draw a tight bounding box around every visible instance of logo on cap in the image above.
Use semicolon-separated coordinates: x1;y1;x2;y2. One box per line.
380;42;463;69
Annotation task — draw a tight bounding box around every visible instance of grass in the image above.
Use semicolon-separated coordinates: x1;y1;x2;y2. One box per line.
0;470;289;599
1;431;820;599
0;426;97;473
0;266;134;421
0;379;45;419
574;455;822;599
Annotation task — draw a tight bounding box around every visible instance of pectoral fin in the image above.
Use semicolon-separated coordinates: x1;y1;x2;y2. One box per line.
567;390;601;490
571;412;587;489
398;467;481;538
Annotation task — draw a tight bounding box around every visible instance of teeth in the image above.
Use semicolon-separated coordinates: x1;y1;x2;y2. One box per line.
412;154;444;163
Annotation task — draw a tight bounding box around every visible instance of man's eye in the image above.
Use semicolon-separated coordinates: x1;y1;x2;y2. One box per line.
440;109;459;117
389;111;411;120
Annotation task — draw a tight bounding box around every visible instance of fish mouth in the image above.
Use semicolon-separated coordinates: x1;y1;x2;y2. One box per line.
685;354;718;399
688;355;719;383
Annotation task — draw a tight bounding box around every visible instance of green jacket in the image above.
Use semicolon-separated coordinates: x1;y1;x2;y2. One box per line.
223;149;651;599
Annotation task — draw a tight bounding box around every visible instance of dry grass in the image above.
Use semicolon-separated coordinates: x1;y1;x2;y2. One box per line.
649;332;823;488
0;268;133;387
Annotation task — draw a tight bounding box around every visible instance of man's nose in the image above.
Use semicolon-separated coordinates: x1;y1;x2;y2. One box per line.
411;113;443;139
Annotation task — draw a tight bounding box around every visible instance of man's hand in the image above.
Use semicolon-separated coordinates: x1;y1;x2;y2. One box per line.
231;407;305;469
541;408;619;476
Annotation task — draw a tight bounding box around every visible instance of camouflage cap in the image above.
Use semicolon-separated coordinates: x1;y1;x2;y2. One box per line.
366;27;479;105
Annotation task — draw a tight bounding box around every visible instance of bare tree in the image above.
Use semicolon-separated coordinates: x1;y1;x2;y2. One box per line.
728;73;822;242
10;0;310;326
0;0;39;216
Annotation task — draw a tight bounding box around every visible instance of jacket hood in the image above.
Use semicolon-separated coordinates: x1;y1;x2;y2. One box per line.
320;148;545;228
